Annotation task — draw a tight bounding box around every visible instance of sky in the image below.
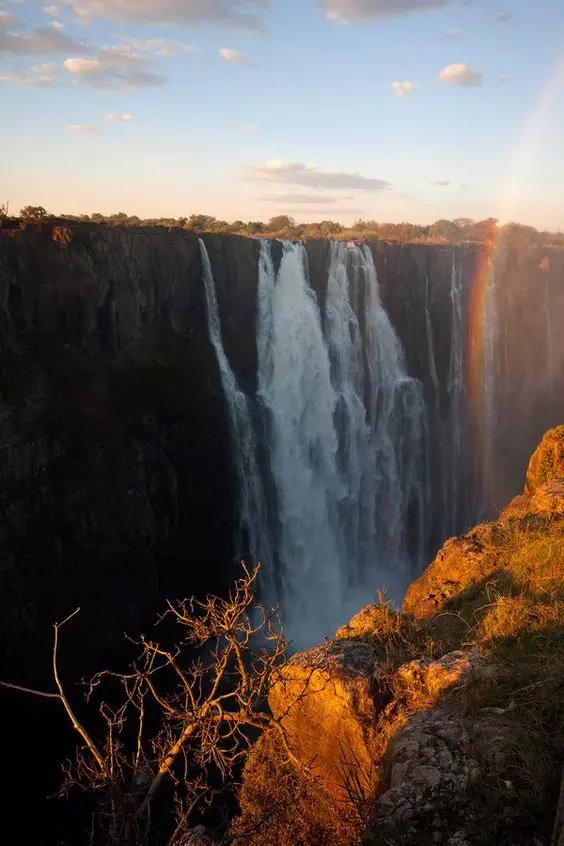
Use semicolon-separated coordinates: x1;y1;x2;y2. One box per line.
1;0;563;229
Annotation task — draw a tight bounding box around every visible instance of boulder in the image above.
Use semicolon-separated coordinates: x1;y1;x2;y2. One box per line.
525;425;564;495
366;707;479;845
394;649;482;707
402;531;489;619
269;639;380;796
502;478;564;520
335;603;398;641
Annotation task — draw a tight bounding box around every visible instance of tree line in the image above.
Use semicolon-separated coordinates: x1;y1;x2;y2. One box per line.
3;205;564;247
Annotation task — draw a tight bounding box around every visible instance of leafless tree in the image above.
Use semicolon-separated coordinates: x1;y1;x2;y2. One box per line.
0;566;295;845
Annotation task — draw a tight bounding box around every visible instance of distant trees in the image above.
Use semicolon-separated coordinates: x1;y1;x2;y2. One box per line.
17;206;561;248
265;215;295;232
428;219;462;241
20;205;49;223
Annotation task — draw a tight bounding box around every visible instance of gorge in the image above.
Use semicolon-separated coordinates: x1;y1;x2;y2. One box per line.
0;224;563;654
0;223;562;840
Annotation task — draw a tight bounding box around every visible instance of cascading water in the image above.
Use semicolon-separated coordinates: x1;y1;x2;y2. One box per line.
256;240;426;645
257;241;348;643
478;257;498;519
445;253;465;536
199;239;274;569
200;236;562;647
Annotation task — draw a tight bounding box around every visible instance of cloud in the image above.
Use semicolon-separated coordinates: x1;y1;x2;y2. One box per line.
494;10;512;22
123;37;195;56
321;0;450;23
0;62;55;85
44;5;61;14
0;11;18;29
288;207;365;216
240;123;259;132
429;179;451;186
219;47;246;62
0;13;87;54
61;0;268;32
391;80;413;98
64;46;164;87
261;193;355;204
106;111;135;121
50;20;65;29
248;160;390;191
67;123;103;133
444;28;461;40
438;63;483;86
498;73;510;83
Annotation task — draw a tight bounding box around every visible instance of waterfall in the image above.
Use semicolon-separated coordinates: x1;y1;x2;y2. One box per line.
359;245;426;568
199;235;562;646
199;239;273;569
257;241;347;643
445;253;464;536
479;258;498;518
255;241;425;645
324;241;372;580
201;237;427;646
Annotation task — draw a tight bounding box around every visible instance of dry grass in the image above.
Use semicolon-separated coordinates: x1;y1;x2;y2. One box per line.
233;729;363;846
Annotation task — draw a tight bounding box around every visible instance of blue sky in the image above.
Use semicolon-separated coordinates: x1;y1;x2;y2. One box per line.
1;0;563;228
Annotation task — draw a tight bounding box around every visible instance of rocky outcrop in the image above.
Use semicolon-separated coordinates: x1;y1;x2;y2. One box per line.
404;424;564;620
525;424;564;495
237;426;564;845
367;708;478;846
269;640;380;795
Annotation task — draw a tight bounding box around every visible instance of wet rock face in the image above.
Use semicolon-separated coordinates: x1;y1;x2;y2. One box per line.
0;225;254;668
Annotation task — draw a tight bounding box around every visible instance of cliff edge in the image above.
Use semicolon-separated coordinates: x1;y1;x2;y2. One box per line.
236;425;564;845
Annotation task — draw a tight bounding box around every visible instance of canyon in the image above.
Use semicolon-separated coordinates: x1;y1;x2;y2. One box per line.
0;222;562;840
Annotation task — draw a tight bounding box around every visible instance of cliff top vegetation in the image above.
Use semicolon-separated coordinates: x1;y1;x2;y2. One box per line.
2;204;564;248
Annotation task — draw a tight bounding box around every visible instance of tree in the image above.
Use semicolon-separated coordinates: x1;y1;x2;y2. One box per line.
429;219;462;241
20;205;49;223
318;220;343;236
188;214;218;232
265;215;295;232
0;567;295;845
245;221;264;235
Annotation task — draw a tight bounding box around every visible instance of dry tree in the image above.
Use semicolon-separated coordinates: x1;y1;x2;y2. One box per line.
0;565;295;845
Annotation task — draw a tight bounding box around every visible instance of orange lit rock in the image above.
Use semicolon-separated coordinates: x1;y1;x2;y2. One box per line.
524;424;564;495
269;639;379;796
402;532;489;620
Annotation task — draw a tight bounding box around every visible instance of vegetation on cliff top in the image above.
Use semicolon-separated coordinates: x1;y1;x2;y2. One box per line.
2;204;564;247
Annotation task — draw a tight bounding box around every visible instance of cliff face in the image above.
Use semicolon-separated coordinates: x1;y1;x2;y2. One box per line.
1;226;562;664
237;426;564;845
0;225;236;663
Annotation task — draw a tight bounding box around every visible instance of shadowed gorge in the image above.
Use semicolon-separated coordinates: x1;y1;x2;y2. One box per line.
0;223;562;842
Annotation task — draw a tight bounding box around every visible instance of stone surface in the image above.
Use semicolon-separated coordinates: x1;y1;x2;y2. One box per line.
525;425;564;495
395;649;482;706
366;708;479;845
402;531;490;619
269;639;380;795
335;603;397;641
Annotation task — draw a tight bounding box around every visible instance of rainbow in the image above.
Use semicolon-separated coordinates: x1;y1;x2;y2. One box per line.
467;56;564;424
